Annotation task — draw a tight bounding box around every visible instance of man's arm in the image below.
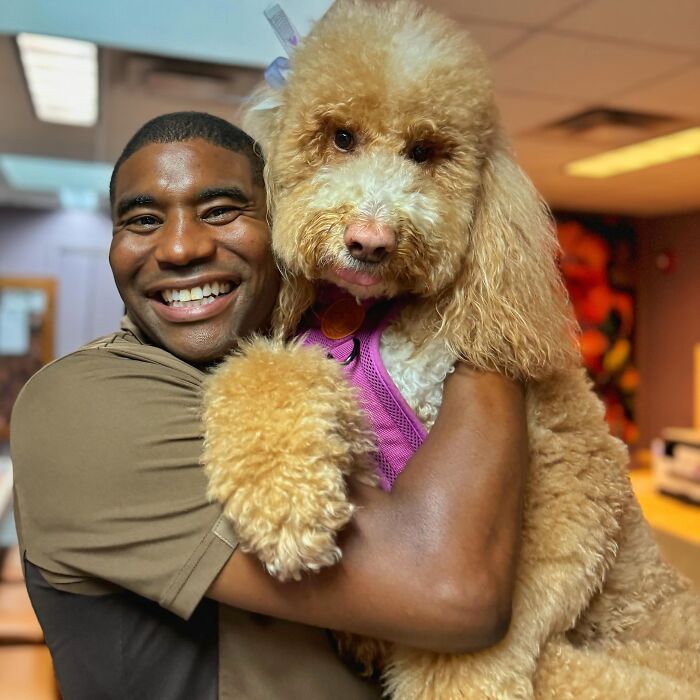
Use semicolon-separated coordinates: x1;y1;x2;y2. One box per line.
208;366;527;653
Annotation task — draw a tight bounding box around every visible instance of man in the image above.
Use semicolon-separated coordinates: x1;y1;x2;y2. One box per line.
11;112;527;699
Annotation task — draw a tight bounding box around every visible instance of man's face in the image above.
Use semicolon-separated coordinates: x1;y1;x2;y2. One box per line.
110;139;279;364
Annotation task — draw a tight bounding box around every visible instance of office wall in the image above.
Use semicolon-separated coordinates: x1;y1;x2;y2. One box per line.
635;210;700;447
0;206;123;358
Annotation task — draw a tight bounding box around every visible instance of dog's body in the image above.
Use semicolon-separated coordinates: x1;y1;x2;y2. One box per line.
202;2;700;697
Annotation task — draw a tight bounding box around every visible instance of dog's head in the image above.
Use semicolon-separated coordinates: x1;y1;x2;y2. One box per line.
246;0;578;379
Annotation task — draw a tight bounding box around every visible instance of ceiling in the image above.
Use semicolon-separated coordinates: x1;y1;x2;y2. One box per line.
0;0;698;216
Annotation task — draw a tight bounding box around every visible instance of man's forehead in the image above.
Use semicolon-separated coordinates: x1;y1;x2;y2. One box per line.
113;139;254;199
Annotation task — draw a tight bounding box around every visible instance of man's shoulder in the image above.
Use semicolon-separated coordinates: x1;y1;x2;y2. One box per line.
20;323;204;404
11;323;224;609
10;323;206;472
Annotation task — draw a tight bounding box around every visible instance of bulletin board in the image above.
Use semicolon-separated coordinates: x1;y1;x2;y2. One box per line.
0;278;56;442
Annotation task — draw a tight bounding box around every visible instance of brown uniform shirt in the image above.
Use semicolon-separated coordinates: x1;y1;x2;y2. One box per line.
11;317;381;699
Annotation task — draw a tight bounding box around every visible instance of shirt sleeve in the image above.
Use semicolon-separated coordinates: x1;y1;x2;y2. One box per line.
10;348;237;619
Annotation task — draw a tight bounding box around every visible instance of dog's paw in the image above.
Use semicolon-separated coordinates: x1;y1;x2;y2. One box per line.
202;335;376;579
230;480;355;581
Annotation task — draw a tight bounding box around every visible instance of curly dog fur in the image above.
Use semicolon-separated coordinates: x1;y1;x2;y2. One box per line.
202;1;700;697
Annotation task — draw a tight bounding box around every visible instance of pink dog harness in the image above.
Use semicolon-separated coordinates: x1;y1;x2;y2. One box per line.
300;289;427;490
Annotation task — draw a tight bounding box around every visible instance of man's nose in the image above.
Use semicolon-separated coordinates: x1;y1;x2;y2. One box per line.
343;220;397;263
154;216;216;267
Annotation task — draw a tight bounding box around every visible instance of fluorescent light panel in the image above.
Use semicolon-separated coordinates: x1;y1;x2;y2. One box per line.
565;126;700;178
0;154;111;196
17;32;98;127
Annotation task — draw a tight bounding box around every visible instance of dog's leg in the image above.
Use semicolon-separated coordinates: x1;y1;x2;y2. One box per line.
533;637;700;700
202;336;376;581
571;495;700;654
380;636;700;700
518;378;700;699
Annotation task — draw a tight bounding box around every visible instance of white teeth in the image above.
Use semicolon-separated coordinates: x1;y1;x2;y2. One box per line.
162;280;234;305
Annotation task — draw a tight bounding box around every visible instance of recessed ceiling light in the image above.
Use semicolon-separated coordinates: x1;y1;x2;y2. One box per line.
17;32;98;127
565;126;700;178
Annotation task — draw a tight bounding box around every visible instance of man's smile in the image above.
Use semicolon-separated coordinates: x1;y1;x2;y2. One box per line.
146;276;240;323
159;280;234;306
150;283;239;323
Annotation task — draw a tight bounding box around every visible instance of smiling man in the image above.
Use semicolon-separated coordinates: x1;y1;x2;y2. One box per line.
10;112;379;699
10;112;528;700
109;115;279;365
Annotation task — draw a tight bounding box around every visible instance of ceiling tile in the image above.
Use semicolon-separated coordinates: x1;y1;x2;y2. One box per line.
495;92;586;135
515;135;700;216
0;4;698;217
492;31;695;101
610;63;700;119
425;0;586;27
0;39;97;160
0;36;18;85
102;84;244;162
463;22;526;57
554;0;700;52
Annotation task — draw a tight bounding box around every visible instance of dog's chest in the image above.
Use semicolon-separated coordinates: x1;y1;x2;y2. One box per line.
379;321;456;432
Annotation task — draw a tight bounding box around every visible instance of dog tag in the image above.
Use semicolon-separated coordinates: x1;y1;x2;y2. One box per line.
320;297;366;339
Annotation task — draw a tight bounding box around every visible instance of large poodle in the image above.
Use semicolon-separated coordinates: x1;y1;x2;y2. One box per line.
202;1;700;697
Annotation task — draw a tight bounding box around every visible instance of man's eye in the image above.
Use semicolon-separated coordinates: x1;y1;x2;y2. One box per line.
207;207;232;218
129;215;159;227
203;206;238;222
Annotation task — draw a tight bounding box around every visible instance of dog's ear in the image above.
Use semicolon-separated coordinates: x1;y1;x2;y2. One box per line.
435;130;579;380
241;84;281;154
272;273;316;337
243;87;314;336
241;84;284;217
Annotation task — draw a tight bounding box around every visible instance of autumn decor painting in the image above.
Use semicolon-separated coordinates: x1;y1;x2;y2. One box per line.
556;215;639;447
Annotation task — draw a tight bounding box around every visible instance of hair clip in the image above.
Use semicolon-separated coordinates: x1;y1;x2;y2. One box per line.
264;55;291;89
264;3;300;54
262;4;300;89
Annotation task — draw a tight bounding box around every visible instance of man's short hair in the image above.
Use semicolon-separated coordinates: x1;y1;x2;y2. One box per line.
109;111;264;204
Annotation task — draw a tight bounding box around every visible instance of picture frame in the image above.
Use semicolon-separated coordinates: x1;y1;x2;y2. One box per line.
0;277;56;442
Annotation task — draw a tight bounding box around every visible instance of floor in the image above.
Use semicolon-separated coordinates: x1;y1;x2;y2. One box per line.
630;468;700;589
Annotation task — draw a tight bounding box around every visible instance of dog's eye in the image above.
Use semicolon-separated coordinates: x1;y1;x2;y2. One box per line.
407;142;433;163
333;129;355;152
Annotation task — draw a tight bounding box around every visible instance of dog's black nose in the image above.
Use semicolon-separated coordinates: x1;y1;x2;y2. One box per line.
344;221;396;263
